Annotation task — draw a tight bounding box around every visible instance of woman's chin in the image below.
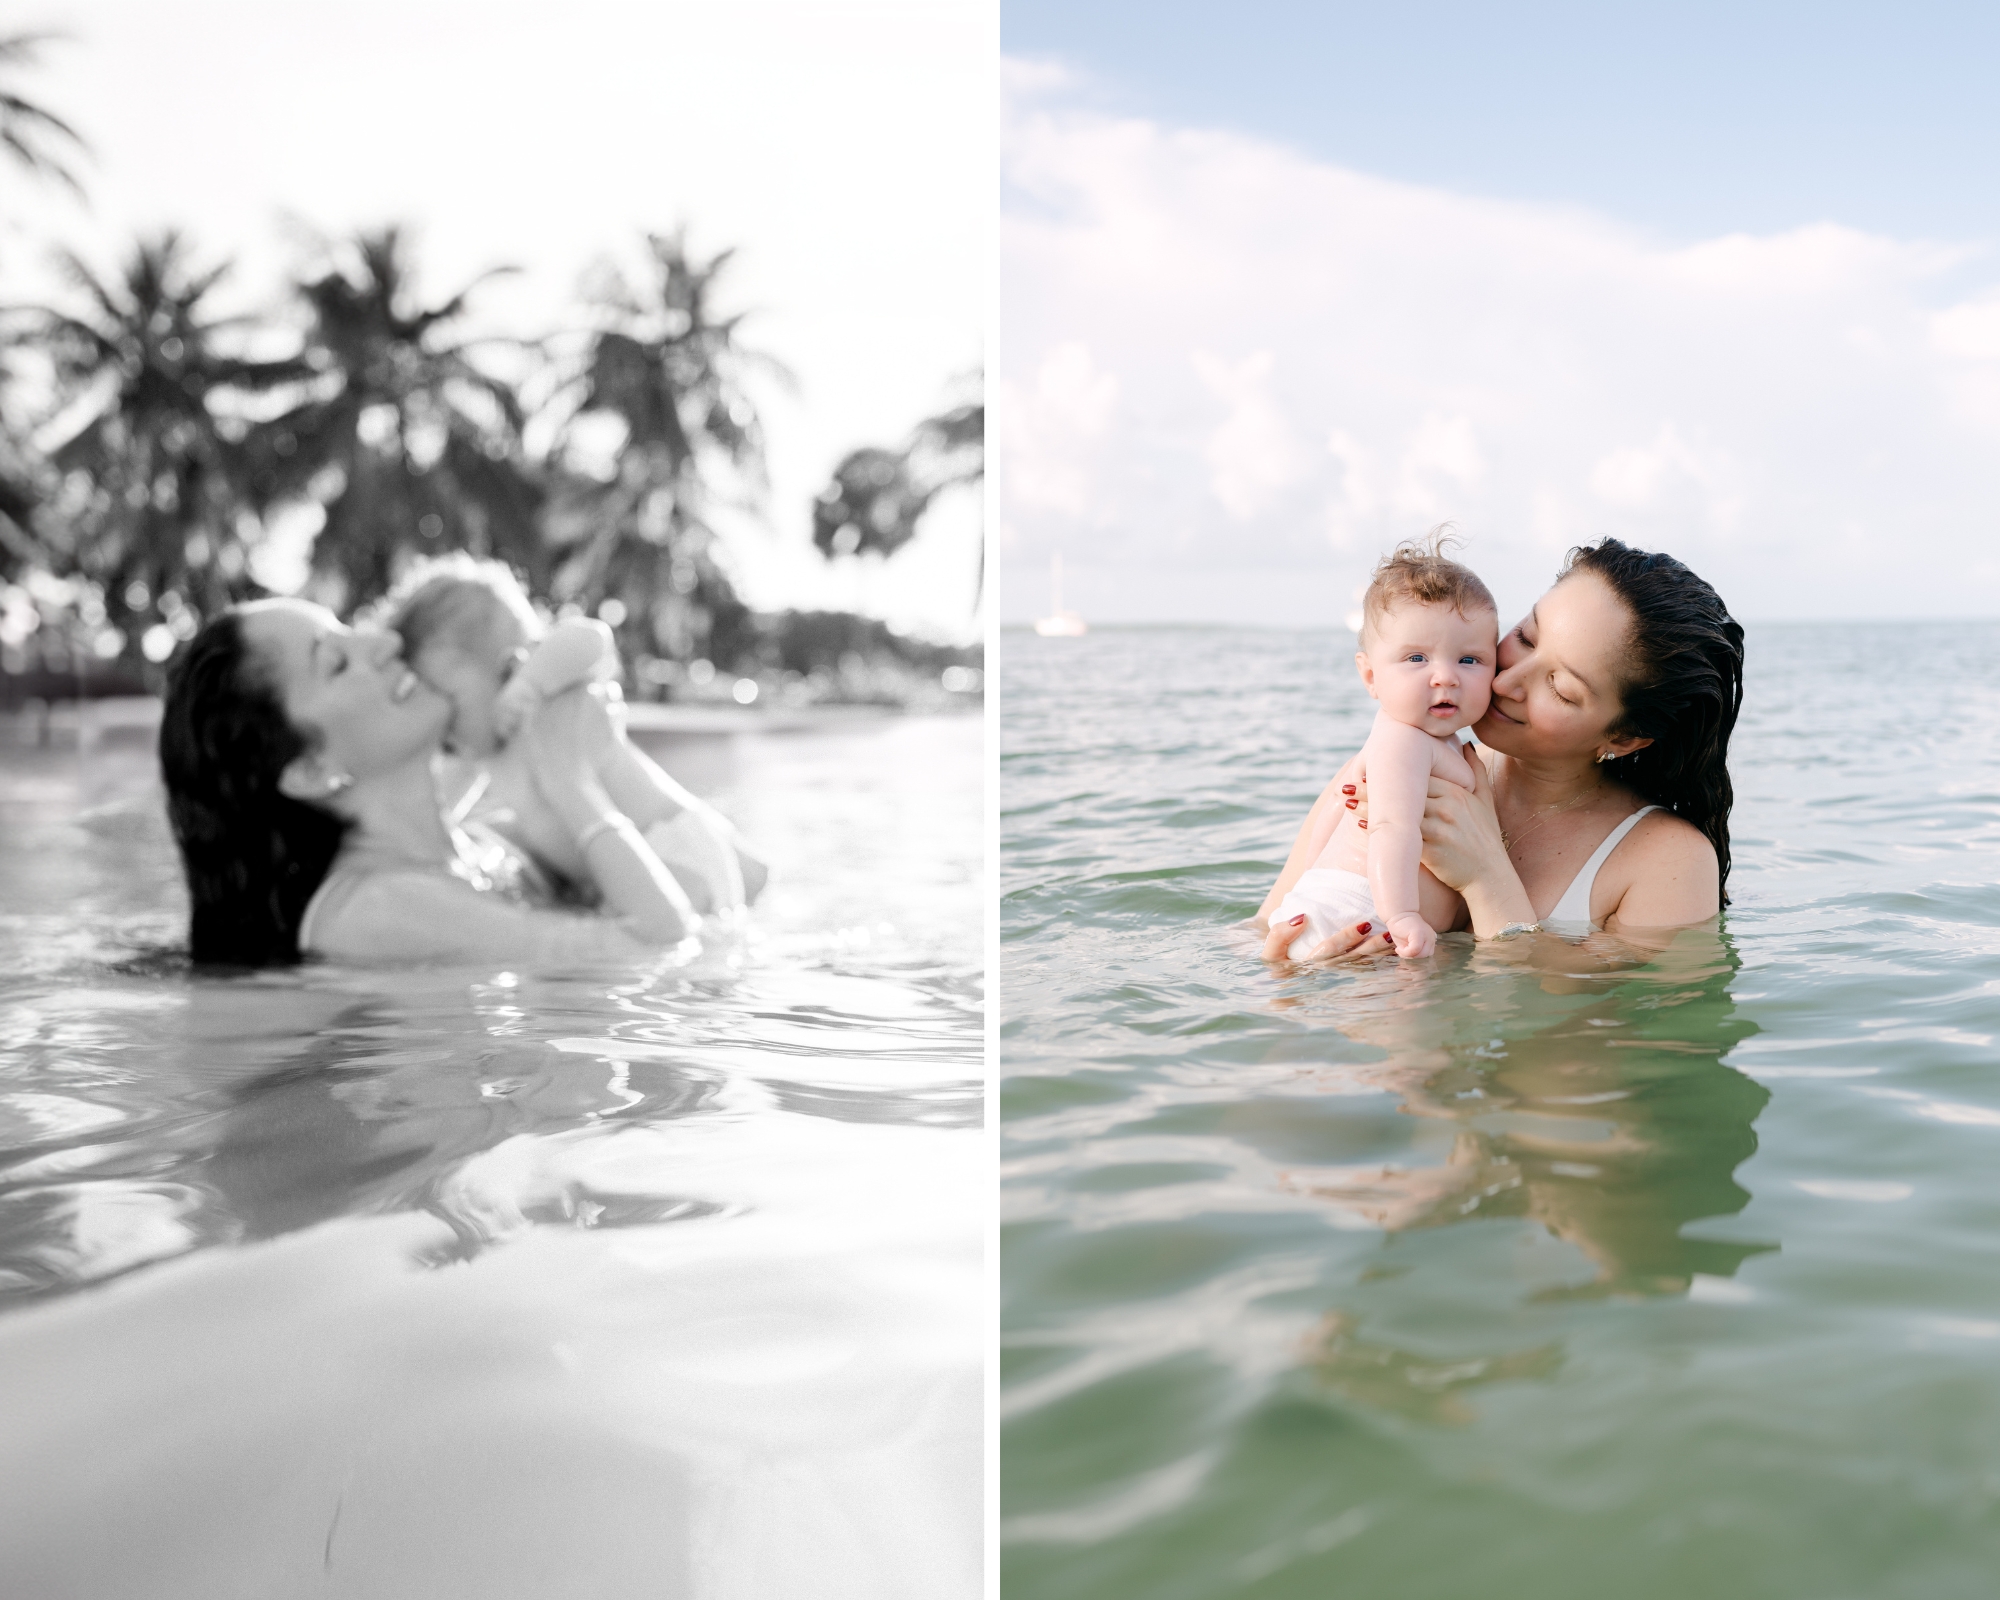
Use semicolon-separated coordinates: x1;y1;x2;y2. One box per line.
1472;708;1524;748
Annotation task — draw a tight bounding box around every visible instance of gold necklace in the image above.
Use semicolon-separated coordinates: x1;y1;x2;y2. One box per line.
1500;783;1605;852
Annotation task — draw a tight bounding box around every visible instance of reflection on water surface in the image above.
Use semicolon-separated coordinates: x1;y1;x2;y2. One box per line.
0;716;981;1599
1004;624;2000;1600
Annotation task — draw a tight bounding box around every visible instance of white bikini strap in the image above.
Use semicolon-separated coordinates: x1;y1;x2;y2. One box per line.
1547;804;1661;925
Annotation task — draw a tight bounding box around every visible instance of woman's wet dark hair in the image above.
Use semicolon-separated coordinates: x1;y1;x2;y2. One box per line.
159;611;350;966
1564;538;1745;903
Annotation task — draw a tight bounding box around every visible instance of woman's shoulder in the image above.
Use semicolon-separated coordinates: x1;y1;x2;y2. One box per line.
1626;804;1714;861
1601;803;1720;925
303;864;492;963
304;856;644;967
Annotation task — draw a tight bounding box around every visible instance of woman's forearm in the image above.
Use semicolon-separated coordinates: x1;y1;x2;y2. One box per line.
575;814;699;942
543;773;697;943
1257;754;1361;922
1458;869;1538;938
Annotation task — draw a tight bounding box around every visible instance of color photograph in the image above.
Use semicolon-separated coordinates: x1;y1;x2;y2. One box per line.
1001;5;2000;1597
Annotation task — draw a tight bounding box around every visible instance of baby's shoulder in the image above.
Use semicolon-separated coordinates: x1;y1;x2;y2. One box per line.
1429;732;1477;781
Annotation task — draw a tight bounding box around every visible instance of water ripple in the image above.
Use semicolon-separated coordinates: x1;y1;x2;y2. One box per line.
1004;623;2000;1599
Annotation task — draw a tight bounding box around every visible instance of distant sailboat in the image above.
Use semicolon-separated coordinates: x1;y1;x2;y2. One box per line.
1033;553;1087;637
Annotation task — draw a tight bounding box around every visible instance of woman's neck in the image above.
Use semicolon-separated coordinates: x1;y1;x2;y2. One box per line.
337;756;455;867
1490;751;1617;818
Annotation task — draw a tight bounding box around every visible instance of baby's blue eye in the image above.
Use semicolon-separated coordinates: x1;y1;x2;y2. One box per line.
1460;655;1480;665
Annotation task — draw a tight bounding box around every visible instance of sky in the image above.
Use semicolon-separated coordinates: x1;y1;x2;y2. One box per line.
998;2;2000;626
1;0;989;640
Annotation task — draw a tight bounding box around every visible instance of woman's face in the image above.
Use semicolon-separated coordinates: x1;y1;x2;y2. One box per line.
238;599;451;780
1473;571;1635;761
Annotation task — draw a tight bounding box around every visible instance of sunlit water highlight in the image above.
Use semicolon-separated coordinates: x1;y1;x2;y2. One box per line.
0;713;981;1600
1003;624;2000;1600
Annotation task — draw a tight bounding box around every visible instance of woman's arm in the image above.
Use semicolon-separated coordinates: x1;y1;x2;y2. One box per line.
309;871;657;966
523;689;699;942
1255;752;1362;924
594;733;767;908
1409;753;1539;938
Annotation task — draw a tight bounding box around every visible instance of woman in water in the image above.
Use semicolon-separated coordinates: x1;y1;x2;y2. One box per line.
1258;538;1743;958
160;597;699;967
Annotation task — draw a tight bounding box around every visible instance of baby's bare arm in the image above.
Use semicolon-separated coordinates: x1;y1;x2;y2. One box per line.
1363;721;1446;954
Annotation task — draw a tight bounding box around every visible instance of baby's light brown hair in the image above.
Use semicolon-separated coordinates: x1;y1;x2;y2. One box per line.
364;553;541;662
1360;528;1497;645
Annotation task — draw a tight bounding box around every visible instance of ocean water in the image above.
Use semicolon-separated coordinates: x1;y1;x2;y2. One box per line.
1002;623;2000;1600
0;712;982;1600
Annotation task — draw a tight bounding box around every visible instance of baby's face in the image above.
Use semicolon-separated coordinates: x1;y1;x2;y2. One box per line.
411;607;532;758
1357;601;1497;736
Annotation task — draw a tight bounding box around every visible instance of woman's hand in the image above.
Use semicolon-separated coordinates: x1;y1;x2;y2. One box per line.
1414;754;1509;895
1259;913;1391;965
1345;761;1506;895
1348;752;1533;937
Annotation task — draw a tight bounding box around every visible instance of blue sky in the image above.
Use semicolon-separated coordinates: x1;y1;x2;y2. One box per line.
1003;1;2000;246
999;4;2000;625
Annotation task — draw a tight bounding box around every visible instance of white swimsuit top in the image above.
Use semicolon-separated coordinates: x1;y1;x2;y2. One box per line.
1541;805;1660;934
296;821;556;957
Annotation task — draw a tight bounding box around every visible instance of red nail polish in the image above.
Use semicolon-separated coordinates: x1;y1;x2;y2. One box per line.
1382;933;1394;944
1357;922;1371;934
1341;785;1355;795
1291;914;1307;926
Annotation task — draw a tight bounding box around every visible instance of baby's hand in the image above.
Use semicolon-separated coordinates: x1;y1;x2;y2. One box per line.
1386;913;1435;960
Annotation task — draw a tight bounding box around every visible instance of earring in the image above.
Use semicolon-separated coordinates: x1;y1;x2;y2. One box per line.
324;771;355;794
1595;751;1613;764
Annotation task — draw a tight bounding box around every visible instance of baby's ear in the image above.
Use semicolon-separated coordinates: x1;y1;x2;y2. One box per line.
1354;652;1376;694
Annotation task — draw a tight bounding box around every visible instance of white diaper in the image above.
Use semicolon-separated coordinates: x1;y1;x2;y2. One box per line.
1274;867;1379;959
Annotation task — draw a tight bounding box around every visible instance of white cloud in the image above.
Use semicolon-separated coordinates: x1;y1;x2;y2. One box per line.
1001;68;2000;623
1191;350;1306;519
1000;341;1120;520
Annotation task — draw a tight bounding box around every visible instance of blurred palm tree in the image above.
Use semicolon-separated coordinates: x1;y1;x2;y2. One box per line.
246;226;543;610
544;229;789;667
0;32;86;196
0;30;87;576
813;381;984;597
7;233;305;654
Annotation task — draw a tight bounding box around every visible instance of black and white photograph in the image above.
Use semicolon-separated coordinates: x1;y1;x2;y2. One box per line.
0;4;985;1596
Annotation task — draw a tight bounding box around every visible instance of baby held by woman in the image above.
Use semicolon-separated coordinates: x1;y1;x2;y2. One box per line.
1277;540;1498;959
377;556;766;916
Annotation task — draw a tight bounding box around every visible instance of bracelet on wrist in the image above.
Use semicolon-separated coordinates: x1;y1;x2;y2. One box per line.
575;812;631;853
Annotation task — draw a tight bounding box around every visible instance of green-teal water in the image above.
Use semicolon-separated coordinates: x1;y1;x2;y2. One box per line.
1003;623;2000;1599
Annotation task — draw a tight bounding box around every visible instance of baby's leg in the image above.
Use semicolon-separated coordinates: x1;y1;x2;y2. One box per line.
1415;864;1466;935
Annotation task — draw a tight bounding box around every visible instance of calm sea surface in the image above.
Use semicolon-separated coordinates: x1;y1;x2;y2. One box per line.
1003;623;2000;1600
0;711;981;1600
